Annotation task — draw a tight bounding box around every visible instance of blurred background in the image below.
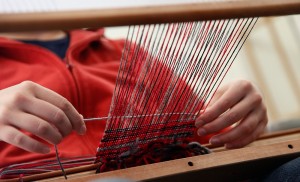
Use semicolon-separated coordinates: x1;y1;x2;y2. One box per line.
105;15;300;132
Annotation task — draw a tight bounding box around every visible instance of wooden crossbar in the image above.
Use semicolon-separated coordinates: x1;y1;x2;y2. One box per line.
0;0;300;32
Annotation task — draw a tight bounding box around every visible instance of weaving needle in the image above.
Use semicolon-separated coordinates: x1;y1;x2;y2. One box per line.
82;113;197;122
54;145;67;180
83;117;108;122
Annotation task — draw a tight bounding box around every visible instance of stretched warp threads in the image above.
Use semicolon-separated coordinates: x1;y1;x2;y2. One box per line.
96;18;258;167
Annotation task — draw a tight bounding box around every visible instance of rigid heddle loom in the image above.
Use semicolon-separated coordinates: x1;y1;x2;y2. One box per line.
0;0;300;181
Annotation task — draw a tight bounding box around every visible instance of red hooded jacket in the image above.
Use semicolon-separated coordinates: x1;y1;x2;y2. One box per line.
0;29;211;168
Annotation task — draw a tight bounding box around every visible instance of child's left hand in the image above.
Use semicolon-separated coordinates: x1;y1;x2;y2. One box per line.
195;80;268;149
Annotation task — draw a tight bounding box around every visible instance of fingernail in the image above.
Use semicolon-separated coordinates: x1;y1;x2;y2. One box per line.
210;138;221;145
197;128;206;136
80;114;84;120
79;125;86;135
42;147;50;154
199;110;205;115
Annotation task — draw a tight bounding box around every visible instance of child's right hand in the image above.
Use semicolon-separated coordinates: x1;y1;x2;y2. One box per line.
0;81;86;154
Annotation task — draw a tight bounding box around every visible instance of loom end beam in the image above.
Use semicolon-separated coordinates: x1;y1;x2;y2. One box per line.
61;138;300;182
0;0;300;32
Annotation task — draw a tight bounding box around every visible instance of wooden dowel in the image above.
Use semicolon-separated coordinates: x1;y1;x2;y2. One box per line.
0;0;300;32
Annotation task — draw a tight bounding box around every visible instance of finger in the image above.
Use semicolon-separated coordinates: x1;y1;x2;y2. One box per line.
209;105;266;146
225;116;268;149
195;83;227;124
195;86;246;127
197;92;260;135
11;112;63;145
21;97;73;137
206;83;229;106
25;82;86;135
0;125;50;154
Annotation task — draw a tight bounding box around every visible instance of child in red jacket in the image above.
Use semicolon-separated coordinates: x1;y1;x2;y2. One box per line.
0;29;268;168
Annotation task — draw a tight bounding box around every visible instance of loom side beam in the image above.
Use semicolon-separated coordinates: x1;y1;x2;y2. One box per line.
61;139;300;182
0;0;300;32
47;138;300;182
4;129;300;182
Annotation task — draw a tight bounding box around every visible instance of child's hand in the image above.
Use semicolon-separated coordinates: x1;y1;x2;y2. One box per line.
195;80;268;149
0;81;86;153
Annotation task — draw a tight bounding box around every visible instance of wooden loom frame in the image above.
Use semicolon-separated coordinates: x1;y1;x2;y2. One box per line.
0;0;300;32
2;129;300;182
1;0;300;181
